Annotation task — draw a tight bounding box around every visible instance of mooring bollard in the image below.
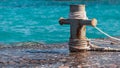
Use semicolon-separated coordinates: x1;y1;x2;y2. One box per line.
59;5;97;52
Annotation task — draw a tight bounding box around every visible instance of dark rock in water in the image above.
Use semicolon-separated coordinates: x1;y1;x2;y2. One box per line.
111;42;115;45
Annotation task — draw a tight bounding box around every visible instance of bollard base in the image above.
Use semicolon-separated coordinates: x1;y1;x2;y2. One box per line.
69;46;89;52
69;46;120;52
69;41;99;52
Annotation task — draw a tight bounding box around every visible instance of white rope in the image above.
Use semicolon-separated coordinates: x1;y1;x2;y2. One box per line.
94;26;120;41
69;12;88;19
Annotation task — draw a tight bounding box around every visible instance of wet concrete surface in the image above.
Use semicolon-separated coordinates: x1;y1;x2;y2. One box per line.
0;39;120;68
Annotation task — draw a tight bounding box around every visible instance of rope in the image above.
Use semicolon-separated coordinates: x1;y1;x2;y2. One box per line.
94;26;120;41
69;12;88;19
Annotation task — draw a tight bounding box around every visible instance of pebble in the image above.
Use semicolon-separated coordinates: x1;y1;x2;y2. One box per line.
81;64;91;68
59;66;69;68
77;65;82;68
60;59;66;62
8;61;16;65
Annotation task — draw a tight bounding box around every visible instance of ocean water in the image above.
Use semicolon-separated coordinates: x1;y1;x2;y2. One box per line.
0;0;120;44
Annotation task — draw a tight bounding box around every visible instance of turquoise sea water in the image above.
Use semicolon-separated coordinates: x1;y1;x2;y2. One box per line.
0;0;120;44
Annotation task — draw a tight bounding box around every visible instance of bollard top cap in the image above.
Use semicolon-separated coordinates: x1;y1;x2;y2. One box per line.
70;4;85;7
70;4;86;12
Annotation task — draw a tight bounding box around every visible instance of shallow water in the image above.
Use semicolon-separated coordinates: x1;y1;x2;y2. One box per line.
0;0;120;44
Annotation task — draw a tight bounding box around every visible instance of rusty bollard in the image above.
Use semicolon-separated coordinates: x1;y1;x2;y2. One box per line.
59;5;97;52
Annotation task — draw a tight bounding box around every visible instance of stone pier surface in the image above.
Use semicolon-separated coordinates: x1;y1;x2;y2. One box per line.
0;38;120;67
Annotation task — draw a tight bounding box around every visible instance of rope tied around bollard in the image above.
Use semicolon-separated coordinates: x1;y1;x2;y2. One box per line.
59;4;120;52
86;26;120;52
